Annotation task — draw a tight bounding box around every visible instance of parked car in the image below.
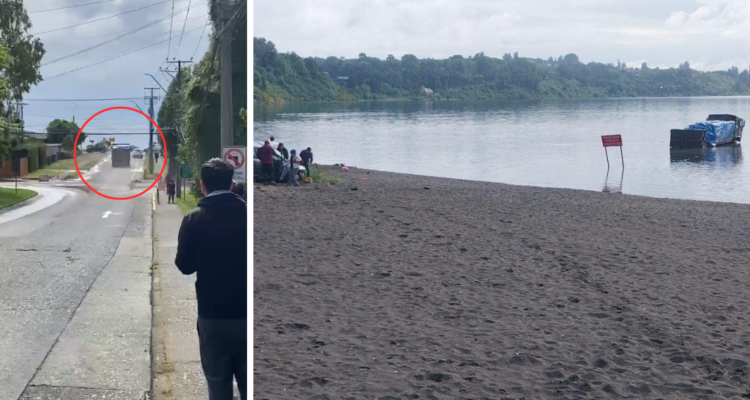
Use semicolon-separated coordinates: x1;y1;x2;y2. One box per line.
253;142;306;183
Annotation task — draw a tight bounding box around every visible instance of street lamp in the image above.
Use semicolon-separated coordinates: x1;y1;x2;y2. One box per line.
129;101;144;113
144;73;167;94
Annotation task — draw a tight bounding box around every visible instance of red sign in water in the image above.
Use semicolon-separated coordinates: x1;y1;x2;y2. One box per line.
601;134;623;147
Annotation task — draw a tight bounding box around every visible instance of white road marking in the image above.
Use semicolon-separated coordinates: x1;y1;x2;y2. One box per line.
101;211;122;219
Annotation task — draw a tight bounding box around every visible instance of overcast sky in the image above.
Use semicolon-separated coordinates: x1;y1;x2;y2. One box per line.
254;0;750;73
22;0;212;147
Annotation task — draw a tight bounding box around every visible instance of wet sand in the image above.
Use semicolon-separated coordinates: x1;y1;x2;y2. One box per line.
254;167;750;399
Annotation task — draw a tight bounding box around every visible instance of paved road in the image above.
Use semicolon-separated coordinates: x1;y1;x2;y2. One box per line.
0;155;155;400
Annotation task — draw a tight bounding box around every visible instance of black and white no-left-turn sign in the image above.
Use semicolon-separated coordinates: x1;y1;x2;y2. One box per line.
222;147;247;182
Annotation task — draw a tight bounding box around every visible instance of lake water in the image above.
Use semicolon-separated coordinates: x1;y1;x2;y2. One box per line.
254;97;750;204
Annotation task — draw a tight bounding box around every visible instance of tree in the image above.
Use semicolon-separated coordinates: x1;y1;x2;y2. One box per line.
62;136;74;151
563;54;580;64
641;62;649;70
46;119;85;147
0;43;12;165
0;0;45;103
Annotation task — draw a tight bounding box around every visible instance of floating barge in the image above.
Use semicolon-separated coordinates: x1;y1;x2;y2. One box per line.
670;114;744;149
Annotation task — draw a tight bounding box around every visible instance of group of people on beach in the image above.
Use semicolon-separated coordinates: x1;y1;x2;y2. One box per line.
257;136;313;186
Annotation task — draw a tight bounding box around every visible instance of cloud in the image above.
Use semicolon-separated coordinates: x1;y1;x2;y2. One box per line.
20;0;213;145
254;0;750;71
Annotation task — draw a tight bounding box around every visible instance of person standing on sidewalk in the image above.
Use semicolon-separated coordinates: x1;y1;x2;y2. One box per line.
167;178;176;204
300;147;313;178
175;158;247;400
257;140;276;185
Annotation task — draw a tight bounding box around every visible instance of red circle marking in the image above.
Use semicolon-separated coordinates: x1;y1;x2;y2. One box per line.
224;148;245;169
74;107;167;200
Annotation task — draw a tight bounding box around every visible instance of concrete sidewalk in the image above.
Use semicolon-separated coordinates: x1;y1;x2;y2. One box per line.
17;192;153;400
151;196;209;399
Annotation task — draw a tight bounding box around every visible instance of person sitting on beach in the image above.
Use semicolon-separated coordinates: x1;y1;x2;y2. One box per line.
289;150;301;186
277;143;289;160
257;140;276;185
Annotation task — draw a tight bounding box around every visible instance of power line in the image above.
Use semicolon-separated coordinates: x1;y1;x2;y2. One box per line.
29;0;116;14
215;0;246;40
166;0;176;59
42;1;207;67
191;20;209;60
174;0;193;57
44;24;209;80
32;0;171;36
78;12;207;39
24;98;142;102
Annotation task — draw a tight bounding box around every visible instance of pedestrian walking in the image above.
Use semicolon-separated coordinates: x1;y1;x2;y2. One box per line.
289;150;301;186
257;140;276;185
300;147;313;178
167;178;176;204
276;143;289;160
176;158;247;400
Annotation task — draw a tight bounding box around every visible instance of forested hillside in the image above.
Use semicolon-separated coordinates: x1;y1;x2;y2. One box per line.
254;37;750;103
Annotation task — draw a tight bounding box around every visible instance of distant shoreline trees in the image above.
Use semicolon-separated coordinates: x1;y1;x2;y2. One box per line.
254;37;750;103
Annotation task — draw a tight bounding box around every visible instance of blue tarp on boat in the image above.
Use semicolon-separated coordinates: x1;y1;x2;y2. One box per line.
684;121;736;147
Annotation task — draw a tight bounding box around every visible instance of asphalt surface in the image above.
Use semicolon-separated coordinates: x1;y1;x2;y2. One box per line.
0;155;156;400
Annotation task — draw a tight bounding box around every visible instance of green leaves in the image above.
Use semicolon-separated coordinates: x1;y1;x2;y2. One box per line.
46;119;85;147
0;0;45;102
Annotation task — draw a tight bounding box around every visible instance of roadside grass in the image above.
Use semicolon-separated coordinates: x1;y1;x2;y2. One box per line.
176;191;199;215
25;153;106;179
0;188;38;210
310;165;342;184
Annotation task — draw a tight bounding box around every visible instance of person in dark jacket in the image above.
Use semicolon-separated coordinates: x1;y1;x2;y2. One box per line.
257;141;275;184
276;143;289;160
167;178;176;204
231;181;245;199
300;147;313;177
176;158;247;400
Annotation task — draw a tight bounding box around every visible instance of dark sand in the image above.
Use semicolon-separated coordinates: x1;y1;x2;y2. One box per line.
254;167;750;399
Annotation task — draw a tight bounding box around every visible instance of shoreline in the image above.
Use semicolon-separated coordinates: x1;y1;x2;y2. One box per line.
253;94;750;106
255;167;750;399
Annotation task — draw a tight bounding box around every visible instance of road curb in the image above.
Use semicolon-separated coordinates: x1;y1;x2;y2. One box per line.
150;192;175;400
0;189;39;214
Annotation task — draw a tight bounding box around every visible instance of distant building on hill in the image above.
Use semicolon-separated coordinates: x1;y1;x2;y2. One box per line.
422;87;434;95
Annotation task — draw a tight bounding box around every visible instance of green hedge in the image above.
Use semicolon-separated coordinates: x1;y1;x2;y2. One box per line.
13;142;46;173
38;145;47;168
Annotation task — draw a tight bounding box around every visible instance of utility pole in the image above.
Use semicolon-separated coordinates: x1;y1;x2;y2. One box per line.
14;102;27;146
144;88;159;175
219;1;236;149
166;60;192;198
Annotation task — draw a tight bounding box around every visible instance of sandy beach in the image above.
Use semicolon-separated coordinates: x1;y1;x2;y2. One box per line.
254;167;750;399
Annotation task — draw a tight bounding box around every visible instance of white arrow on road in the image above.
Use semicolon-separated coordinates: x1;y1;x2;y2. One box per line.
101;211;122;219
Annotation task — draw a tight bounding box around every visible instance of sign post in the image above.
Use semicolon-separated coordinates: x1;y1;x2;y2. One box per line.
601;135;624;169
222;147;246;183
